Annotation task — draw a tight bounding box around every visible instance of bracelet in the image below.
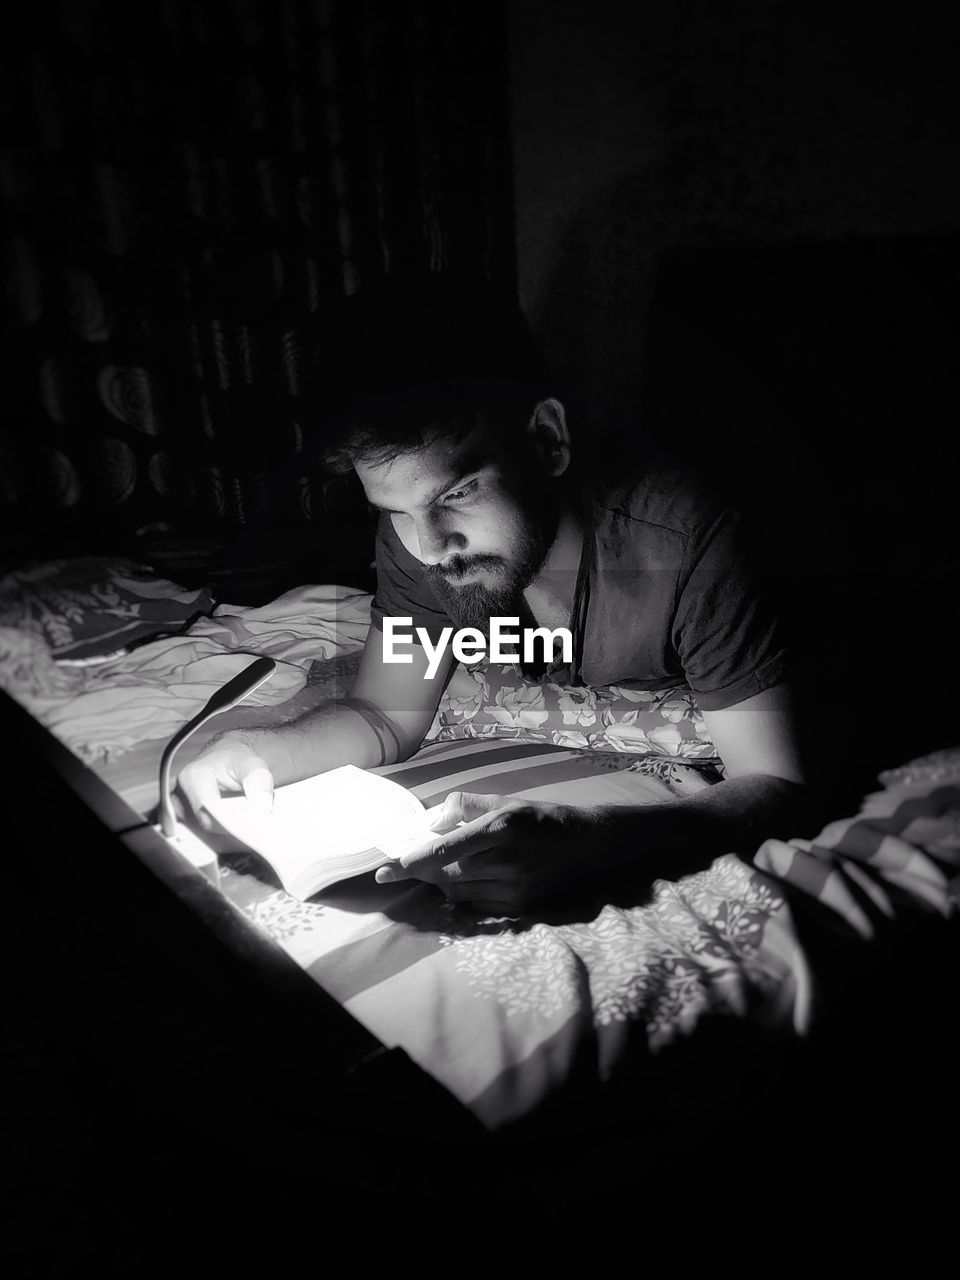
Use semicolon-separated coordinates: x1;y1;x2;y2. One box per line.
339;696;404;767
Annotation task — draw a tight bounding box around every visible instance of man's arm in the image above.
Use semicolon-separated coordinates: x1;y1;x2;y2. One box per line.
176;629;454;821
596;681;824;879
378;682;832;910
243;629;455;779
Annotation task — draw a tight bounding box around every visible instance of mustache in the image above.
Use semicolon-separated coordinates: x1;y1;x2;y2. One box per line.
427;554;506;582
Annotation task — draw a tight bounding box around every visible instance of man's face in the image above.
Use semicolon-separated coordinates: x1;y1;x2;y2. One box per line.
355;419;560;630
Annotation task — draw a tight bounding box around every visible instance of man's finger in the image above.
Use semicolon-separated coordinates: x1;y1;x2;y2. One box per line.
376;812;514;883
405;815;510;876
177;771;220;830
428;791;509;831
377;858;470;886
376;850;501;886
241;766;275;814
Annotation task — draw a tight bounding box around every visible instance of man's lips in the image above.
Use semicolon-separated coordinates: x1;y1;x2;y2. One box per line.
437;559;503;583
443;569;485;583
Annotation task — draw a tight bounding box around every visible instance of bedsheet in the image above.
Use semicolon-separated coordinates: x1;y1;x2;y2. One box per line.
0;583;371;765
3;571;957;1131
208;738;959;1129
212;738;791;1127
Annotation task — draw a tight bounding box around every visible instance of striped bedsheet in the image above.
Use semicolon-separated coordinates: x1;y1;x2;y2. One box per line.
215;739;960;1129
213;738;795;1127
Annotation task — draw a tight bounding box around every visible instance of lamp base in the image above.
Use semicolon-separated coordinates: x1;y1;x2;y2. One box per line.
153;822;221;888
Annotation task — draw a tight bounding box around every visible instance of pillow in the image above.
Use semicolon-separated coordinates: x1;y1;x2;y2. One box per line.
0;556;215;661
878;746;960;791
423;657;722;765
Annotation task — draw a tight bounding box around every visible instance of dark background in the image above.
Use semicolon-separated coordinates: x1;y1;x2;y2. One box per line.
0;0;515;587
509;0;960;784
4;0;958;783
3;3;960;1265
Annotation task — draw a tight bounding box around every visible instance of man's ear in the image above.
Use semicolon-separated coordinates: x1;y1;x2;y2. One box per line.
525;398;571;477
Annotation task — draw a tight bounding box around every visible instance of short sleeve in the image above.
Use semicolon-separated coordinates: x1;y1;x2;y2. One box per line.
673;508;788;710
370;514;455;643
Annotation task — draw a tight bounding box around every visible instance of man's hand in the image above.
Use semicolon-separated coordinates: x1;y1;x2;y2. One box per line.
177;733;276;828
375;791;608;916
372;756;822;917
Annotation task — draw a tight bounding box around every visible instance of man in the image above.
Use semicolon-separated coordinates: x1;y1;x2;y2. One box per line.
179;295;813;916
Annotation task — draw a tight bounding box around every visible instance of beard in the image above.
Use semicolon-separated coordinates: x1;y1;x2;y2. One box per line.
424;489;561;632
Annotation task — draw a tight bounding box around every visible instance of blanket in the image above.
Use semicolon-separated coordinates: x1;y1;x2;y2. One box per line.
212;738;959;1129
0;584;371;764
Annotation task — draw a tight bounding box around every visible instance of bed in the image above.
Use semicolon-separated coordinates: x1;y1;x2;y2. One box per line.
4;551;958;1164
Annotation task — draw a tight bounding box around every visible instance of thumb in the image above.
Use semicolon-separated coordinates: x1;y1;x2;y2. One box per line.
178;771;219;831
428;790;503;829
241;765;275;814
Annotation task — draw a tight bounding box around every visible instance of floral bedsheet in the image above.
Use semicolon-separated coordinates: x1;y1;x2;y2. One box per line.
426;653;724;770
214;740;959;1129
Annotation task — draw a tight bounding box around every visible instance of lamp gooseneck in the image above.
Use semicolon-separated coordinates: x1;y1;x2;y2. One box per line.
158;656;277;839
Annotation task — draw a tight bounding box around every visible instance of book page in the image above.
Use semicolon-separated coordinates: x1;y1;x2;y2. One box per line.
205;764;432;894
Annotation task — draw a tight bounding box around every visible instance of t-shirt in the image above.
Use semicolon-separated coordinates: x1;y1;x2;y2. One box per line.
370;467;788;711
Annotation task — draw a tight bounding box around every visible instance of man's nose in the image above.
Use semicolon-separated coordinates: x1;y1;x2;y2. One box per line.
416;514;457;565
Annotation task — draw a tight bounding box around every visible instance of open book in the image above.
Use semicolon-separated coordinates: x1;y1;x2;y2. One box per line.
204;764;438;901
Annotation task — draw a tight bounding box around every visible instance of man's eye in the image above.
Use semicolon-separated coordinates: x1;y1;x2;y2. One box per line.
444;480;477;503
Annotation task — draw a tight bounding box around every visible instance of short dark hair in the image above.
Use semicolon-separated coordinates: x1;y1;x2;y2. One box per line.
299;291;556;475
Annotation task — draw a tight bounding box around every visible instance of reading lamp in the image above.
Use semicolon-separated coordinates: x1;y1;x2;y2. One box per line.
158;655;277;840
